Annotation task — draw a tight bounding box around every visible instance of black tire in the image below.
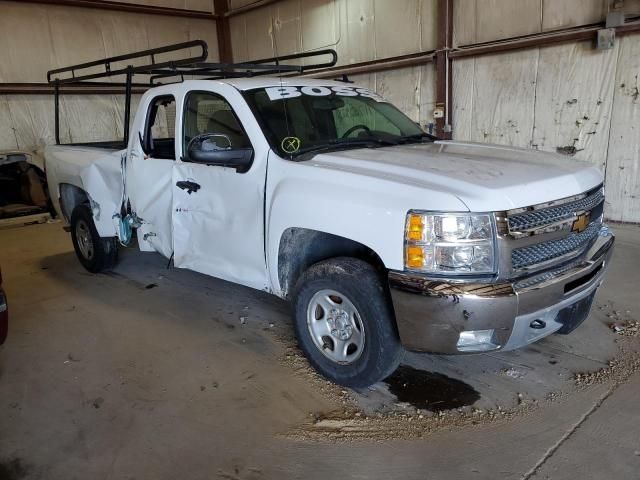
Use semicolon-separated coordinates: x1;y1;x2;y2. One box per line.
70;204;118;273
292;257;403;388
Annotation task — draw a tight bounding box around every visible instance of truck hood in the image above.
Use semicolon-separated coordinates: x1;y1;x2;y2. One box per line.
307;141;603;211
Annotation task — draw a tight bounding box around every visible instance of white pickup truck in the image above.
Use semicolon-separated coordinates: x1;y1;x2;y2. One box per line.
44;46;614;387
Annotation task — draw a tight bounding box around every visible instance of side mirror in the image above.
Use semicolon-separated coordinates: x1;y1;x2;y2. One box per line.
185;133;253;173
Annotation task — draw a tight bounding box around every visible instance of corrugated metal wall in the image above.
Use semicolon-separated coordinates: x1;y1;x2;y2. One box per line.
0;0;638;221
228;0;640;222
229;0;438;132
0;1;218;148
451;0;640;222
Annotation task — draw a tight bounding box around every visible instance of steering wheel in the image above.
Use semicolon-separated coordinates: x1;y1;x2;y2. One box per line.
341;124;371;138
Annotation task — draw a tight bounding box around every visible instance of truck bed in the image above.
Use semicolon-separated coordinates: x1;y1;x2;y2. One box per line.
44;144;125;236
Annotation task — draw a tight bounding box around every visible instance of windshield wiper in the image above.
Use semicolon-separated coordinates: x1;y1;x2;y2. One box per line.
292;137;399;157
396;132;436;144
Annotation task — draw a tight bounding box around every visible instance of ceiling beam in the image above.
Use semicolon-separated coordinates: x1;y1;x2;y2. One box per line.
5;0;218;20
226;0;282;17
450;17;640;59
303;51;435;79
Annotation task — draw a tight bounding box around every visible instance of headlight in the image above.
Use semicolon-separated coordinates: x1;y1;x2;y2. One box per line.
404;212;496;274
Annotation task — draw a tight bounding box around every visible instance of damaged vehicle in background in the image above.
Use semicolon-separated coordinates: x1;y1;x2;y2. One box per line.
0;151;52;228
43;42;615;387
0;267;7;345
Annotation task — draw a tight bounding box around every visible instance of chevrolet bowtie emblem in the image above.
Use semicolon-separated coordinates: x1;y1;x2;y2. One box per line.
571;213;590;233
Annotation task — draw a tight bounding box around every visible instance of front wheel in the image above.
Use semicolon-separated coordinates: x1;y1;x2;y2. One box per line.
70;204;118;273
292;257;403;388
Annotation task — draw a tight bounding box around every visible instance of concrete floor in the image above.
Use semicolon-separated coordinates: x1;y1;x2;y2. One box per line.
0;222;639;480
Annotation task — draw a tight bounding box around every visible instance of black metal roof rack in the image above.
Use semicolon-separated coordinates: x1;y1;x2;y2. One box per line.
46;40;337;146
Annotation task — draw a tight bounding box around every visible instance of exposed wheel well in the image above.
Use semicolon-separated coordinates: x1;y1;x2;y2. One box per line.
59;183;90;222
277;227;386;299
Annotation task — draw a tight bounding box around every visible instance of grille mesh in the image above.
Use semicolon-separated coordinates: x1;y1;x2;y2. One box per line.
511;222;600;270
508;189;604;232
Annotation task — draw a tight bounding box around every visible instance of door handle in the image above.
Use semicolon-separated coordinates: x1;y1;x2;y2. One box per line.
176;180;201;194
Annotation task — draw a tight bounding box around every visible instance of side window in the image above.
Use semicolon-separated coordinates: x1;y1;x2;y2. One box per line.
183;91;251;154
144;95;176;160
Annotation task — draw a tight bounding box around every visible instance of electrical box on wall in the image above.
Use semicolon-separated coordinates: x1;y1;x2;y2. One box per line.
597;28;616;50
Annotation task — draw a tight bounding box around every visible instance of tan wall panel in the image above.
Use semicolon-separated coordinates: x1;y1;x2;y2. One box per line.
347;72;375;91
624;0;640;15
301;0;338;51
420;0;438;51
0;1;217;149
59;96;123;144
0;3;55;82
99;12;151;60
271;0;302;55
532;42;617;170
455;0;542;46
336;0;376;64
229;15;249;62
6;96;58;148
0;1;218;82
542;0;606;31
233;7;276;61
475;0;542;43
452;57;475;139
453;0;477;47
376;66;422;120
467;49;538;146
604;34;640;222
452;39;639;221
186;0;214;11
418;64;437;128
231;0;436;65
349;64;436;127
373;0;421;58
0;98;19;149
229;0;258;10
47;8;108;68
187;19;219;60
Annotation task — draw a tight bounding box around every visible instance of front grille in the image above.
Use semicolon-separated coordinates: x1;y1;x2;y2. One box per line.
508;188;604;232
511;222;600;270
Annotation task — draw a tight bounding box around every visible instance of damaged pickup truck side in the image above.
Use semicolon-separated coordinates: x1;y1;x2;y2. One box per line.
44;42;614;387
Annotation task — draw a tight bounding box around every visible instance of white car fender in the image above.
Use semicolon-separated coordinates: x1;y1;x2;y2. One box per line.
265;153;468;296
45;145;123;237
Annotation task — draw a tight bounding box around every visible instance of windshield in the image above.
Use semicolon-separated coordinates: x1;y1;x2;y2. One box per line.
242;85;432;158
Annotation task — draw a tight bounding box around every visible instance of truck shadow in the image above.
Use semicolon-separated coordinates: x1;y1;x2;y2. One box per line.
38;246;623;416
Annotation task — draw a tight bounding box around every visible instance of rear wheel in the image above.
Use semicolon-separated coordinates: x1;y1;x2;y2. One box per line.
70;204;118;273
292;257;403;388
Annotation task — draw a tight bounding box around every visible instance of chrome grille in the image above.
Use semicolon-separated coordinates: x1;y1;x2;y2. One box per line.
508;188;604;232
511;222;600;270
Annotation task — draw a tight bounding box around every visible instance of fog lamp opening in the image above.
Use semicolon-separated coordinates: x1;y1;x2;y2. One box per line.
456;329;499;352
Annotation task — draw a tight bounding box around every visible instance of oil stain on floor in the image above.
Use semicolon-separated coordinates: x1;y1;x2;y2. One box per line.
384;365;480;412
0;458;28;480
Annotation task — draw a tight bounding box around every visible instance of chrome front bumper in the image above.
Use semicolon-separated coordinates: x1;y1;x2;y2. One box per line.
388;226;615;354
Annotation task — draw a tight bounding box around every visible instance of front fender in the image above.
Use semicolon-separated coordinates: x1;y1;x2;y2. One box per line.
265;155;468;295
